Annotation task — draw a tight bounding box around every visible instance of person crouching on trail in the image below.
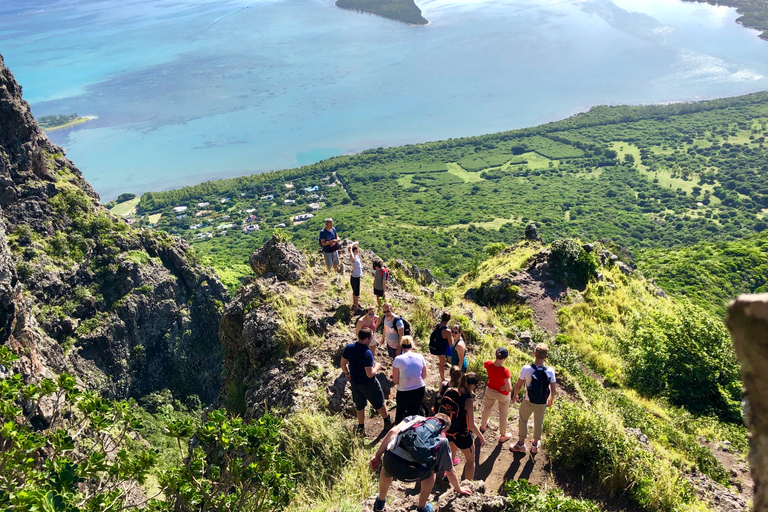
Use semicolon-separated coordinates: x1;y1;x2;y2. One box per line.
341;327;393;436
369;413;472;512
509;343;557;454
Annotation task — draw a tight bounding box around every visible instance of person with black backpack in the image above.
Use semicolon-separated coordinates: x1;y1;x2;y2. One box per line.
439;372;486;480
509;343;557;454
369;413;472;512
428;311;453;383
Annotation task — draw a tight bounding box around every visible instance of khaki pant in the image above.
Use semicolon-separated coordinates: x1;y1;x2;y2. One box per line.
518;399;547;441
480;388;511;435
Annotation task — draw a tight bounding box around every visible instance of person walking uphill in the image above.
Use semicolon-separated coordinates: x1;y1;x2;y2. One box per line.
480;347;513;443
341;328;393;435
510;343;557;454
348;242;363;311
429;311;452;383
392;336;427;424
439;372;485;480
319;218;341;274
369;413;472;512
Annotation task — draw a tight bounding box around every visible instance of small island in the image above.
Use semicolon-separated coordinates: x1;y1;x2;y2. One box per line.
336;0;428;25
39;113;92;131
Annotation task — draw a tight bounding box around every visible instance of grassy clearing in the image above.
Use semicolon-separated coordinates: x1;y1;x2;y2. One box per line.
446;162;485;183
452;241;538;296
110;197;141;217
148;213;162;225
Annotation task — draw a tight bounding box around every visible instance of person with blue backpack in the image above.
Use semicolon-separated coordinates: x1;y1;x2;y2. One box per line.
509;343;557;454
369;413;472;512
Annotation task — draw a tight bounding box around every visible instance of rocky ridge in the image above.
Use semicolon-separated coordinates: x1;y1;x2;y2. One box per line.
0;53;228;403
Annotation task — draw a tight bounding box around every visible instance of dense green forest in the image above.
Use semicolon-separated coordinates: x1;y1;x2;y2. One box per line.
686;0;768;39
335;0;428;25
37;113;79;128
133;92;768;302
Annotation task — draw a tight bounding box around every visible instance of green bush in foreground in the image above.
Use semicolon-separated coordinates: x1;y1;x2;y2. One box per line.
505;479;601;512
545;401;695;512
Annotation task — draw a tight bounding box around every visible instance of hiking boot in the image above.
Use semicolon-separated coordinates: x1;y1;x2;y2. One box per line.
417;504;434;512
510;441;527;453
355;424;365;436
373;494;386;512
530;440;540;454
383;416;394;429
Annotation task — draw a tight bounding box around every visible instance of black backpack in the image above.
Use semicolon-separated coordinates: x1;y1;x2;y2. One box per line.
435;388;463;428
376;315;411;337
396;417;444;467
429;324;448;353
527;364;552;405
432;380;450;415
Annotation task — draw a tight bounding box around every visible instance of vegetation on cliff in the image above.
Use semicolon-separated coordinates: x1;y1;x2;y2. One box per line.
685;0;768;39
335;0;428;25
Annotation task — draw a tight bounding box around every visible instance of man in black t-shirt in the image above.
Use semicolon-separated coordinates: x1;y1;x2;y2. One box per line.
341;328;392;435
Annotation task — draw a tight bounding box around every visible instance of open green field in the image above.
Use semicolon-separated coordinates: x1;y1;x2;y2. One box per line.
110;197;141;217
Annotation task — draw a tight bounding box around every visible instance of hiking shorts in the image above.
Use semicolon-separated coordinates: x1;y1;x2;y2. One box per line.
382;451;432;482
350;379;385;411
387;345;399;359
323;250;340;268
350;275;361;297
374;287;384;297
429;343;449;357
447;430;474;450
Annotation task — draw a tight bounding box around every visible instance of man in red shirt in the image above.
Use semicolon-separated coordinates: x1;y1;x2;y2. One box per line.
480;347;513;443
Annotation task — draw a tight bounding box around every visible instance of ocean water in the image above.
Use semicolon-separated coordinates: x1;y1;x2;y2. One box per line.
1;0;767;200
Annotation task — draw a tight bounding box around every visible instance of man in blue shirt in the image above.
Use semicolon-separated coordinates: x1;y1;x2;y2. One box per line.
341;328;392;435
319;217;341;273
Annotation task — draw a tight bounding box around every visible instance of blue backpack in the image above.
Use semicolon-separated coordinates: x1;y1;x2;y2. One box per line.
527;364;552;405
396;417;444;466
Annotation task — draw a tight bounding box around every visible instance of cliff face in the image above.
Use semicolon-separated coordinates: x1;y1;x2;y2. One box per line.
0;54;229;403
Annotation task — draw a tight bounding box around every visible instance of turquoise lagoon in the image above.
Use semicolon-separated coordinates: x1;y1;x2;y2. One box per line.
1;0;768;200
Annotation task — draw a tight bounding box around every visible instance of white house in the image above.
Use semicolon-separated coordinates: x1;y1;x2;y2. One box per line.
173;206;188;212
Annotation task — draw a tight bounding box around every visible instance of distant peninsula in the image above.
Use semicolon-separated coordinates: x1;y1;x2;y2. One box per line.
336;0;428;25
684;0;768;40
39;113;93;131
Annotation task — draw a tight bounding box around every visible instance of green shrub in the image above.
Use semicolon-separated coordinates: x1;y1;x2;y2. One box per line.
504;479;600;512
549;239;598;288
546;401;694;512
484;242;507;257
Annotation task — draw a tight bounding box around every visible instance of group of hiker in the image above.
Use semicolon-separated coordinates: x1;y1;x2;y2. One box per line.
325;218;558;512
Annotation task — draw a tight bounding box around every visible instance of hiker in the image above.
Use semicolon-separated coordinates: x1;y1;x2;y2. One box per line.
510;343;557;454
392;336;427;423
355;305;380;351
439;372;486;480
348;242;363;311
480;347;513;443
429;311;453;383
433;365;461;415
340;328;393;435
319;218;341;273
369;413;472;512
373;260;387;306
381;303;405;360
450;324;468;373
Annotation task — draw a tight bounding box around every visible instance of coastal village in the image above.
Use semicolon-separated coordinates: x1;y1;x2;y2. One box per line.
110;173;344;241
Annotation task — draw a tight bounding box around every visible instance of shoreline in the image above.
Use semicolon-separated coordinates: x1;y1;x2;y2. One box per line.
44;115;96;132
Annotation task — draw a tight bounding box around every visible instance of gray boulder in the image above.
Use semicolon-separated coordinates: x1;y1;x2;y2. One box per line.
249;234;306;282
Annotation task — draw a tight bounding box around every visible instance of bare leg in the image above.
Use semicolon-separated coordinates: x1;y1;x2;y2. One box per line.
438;356;446;383
461;445;476;480
356;409;365;426
378;466;394;500
377;404;390;422
418;473;437;508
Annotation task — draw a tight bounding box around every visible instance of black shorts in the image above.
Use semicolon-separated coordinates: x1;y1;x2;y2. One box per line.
382;451;432;482
350;379;385;411
447;430;474;450
374;287;384;297
350;276;361;297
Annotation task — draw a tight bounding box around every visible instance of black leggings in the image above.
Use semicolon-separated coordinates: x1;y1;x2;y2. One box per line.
395;386;426;424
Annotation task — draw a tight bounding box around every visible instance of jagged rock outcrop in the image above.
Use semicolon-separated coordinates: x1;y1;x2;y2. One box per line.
727;294;768;512
0;53;228;403
392;259;440;286
249;233;306;282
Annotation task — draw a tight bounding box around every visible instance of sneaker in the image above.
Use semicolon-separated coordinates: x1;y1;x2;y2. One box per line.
499;433;513;443
383;417;394;429
416;504;434;512
453;456;460;465
355;424;365;436
373;494;386;512
510;441;527;453
530;441;540;454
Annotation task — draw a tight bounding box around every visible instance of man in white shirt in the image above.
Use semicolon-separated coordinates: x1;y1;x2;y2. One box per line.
509;343;557;454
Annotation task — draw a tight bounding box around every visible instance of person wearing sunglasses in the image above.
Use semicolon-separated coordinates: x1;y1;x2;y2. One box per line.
450;324;467;373
381;303;404;360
